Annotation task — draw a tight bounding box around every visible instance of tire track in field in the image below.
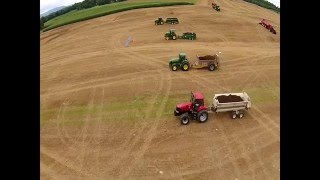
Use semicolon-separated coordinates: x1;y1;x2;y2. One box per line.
41;69;162;97
105;44;167;177
106;70;165;177
106;47;172;178
169;121;278;178
90;45;163;165
171;70;268;178
40;160;61;180
118;72;172;179
42;86;99;178
72;86;98;178
97;76;152;166
40;146;95;177
170;136;276;178
222;54;277;69
92;86;105;177
237;56;280;138
96;75;147;161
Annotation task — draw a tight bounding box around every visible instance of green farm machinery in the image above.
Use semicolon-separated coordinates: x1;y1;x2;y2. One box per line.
169;53;190;71
212;2;220;11
164;29;196;40
155;17;179;25
169;53;221;71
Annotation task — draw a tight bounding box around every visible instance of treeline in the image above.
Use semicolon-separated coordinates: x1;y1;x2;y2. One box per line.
40;0;126;30
42;2;194;32
243;0;280;13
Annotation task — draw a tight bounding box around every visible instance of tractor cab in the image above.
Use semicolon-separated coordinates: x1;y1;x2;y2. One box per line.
173;91;209;125
155;17;164;25
169;29;176;35
190;92;205;112
165;29;178;40
179;53;187;62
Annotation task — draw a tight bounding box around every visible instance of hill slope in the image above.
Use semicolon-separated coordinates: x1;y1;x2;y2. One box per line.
42;0;196;32
41;6;67;17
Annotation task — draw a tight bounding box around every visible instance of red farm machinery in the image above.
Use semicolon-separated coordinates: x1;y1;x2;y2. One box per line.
259;19;276;34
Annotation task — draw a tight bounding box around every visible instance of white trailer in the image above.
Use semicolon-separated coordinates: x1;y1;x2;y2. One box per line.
210;92;251;119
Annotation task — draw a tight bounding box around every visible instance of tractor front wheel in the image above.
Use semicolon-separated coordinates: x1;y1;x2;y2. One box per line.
181;113;190;125
165;36;169;40
171;64;178;71
197;110;208;123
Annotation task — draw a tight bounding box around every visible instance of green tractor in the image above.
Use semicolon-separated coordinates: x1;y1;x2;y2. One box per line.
155;17;179;25
169;53;190;71
164;29;196;40
155;17;164;25
212;3;220;11
179;32;197;40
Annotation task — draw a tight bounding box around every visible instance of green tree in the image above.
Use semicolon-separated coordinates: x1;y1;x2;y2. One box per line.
40;17;44;30
97;0;111;6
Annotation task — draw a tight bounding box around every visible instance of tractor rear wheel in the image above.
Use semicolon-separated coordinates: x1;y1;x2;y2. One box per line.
182;63;189;71
197;110;208;123
173;36;176;40
171;64;178;71
181;113;190;125
209;64;215;71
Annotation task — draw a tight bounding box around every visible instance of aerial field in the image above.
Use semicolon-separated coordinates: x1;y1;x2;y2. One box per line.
40;0;280;179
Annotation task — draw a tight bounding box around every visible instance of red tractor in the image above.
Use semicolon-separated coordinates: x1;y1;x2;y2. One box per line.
174;91;209;125
259;19;276;34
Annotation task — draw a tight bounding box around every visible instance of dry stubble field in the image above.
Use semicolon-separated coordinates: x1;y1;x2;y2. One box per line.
40;0;280;179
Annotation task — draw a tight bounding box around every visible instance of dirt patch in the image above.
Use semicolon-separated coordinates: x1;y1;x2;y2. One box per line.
198;55;216;60
216;94;243;103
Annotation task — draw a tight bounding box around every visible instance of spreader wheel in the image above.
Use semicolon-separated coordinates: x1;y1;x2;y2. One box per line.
208;64;215;71
238;112;244;119
231;111;237;119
